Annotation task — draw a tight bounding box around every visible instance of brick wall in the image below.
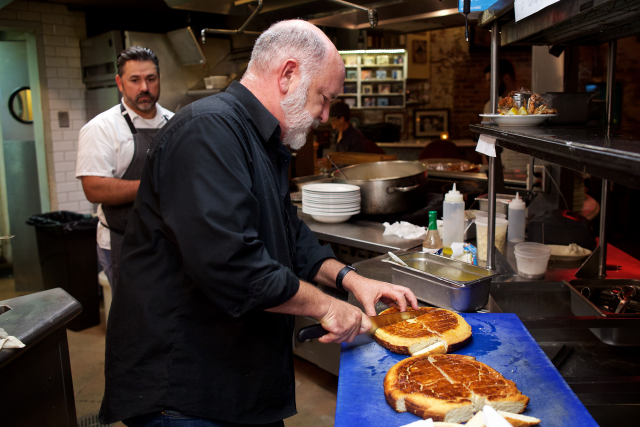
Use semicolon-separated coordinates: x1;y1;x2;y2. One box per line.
1;1;90;213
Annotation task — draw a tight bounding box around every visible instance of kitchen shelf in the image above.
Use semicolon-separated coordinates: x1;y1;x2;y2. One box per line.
339;49;407;109
470;124;640;190
479;0;640;46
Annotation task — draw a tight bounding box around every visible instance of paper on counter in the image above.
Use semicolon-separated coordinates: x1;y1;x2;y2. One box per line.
476;135;496;158
0;327;25;350
383;221;426;240
515;0;560;22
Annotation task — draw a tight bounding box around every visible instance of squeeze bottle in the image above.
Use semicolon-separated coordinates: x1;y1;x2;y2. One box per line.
508;192;526;243
443;183;465;249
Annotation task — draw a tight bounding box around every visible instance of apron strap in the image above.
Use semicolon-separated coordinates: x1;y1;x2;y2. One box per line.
120;103;138;135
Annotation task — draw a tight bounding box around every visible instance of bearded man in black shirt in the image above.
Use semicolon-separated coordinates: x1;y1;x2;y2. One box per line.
100;19;418;427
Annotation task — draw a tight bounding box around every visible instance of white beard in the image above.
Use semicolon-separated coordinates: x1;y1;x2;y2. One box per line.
281;75;319;151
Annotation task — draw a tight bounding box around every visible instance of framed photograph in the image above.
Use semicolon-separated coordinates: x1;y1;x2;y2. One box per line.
377;97;389;107
361;70;372;80
385;113;405;132
414;110;448;138
392;69;403;80
376;70;388;80
412;39;428;64
376;55;389;65
363;97;376;107
344;97;357;108
362;84;373;94
364;56;376;65
379;84;391;94
346;70;357;80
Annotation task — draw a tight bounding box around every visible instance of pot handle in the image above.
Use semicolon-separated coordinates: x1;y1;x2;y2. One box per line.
387;183;419;194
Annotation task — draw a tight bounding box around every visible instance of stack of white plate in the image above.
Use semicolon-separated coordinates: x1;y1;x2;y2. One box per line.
302;183;361;223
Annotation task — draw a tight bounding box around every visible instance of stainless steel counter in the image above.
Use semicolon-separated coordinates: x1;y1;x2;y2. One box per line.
298;210;424;254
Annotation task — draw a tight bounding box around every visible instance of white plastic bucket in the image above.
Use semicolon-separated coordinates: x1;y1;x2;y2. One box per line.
514;242;552;279
99;271;111;325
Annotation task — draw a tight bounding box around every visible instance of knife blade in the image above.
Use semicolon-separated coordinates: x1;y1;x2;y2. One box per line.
297;310;424;342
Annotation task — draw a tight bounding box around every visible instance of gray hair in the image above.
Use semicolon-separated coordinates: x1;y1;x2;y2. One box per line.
117;46;159;77
244;20;328;81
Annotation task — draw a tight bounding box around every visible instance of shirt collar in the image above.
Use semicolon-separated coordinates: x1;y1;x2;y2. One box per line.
225;81;280;143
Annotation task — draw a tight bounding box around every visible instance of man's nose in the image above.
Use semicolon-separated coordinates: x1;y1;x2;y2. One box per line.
140;80;149;92
319;105;330;123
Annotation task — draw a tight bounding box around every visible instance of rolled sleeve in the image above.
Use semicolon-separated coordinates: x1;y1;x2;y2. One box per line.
288;203;336;281
157;114;299;318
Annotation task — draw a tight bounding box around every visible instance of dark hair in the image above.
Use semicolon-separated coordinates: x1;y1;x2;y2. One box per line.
483;59;516;80
117;46;159;77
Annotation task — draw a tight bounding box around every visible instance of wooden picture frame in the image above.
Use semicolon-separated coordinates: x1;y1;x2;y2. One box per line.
414;109;448;138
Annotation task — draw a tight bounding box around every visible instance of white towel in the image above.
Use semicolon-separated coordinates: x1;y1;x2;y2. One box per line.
0;327;25;350
383;221;426;240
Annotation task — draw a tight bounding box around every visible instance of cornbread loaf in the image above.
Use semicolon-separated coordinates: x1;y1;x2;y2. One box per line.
465;410;541;427
384;354;530;423
374;307;472;356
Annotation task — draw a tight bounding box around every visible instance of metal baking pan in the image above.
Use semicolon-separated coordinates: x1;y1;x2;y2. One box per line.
383;252;498;312
567;279;640;346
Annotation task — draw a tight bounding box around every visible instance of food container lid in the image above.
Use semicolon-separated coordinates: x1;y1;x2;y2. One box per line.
509;192;526;210
475;216;508;227
514;242;552;257
444;183;464;202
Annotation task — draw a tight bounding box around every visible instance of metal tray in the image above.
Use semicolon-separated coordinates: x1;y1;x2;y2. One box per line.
567;279;640;346
383;252;498;312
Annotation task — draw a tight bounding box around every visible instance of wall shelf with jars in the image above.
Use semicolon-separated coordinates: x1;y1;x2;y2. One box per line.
338;49;407;110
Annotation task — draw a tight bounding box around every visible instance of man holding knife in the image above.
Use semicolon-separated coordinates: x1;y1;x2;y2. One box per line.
100;20;418;427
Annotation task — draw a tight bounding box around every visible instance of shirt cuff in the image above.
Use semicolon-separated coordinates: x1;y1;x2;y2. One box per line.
298;244;336;282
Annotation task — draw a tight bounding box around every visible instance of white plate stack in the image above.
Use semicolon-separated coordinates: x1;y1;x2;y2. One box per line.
302;183;361;224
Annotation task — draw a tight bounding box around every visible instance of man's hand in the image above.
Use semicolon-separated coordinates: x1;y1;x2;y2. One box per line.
317;298;372;344
314;259;419;317
343;274;419;317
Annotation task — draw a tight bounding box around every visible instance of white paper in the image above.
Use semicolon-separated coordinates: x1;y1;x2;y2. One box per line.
400;419;434;427
476;134;497;157
514;0;560;22
482;405;512;427
0;327;25;349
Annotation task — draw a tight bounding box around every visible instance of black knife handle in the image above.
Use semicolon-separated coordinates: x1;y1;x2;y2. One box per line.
297;324;329;342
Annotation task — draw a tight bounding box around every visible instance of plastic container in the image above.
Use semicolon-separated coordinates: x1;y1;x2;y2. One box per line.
508;192;526;243
437;219;470;241
99;271;112;325
475;217;508;261
514;242;552;279
443;183;465;248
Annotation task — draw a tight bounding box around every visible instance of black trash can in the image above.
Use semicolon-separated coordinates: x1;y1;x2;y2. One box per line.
27;211;100;331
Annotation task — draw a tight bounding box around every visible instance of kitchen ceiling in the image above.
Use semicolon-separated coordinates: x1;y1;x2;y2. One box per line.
165;0;466;33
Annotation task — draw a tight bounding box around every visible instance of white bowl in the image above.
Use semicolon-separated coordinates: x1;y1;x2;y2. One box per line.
302;183;361;193
303;207;360;215
479;114;557;127
546;244;592;261
311;214;353;223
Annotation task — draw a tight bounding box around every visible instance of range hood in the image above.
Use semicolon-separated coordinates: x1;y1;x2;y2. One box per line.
164;0;466;33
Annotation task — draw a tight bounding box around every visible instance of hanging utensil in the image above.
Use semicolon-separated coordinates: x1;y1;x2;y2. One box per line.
327;154;350;180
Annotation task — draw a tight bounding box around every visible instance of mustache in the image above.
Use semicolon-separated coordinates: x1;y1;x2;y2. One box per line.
136;92;155;102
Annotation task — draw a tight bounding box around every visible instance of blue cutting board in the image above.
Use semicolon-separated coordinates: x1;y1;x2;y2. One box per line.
336;313;597;426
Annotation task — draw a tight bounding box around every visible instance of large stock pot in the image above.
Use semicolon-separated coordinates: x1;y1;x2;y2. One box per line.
332;161;428;215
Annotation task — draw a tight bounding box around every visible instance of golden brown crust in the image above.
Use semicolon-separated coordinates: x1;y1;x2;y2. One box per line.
374;307;472;356
384;354;529;422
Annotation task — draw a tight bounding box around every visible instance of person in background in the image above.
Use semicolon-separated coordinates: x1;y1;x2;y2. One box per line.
100;20;418;427
483;58;519;114
76;46;174;290
329;101;368;152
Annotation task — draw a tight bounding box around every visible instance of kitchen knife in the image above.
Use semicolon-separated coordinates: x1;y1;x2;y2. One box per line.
297;310;423;342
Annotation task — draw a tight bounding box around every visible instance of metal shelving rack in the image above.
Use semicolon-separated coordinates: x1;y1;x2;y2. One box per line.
474;0;640;278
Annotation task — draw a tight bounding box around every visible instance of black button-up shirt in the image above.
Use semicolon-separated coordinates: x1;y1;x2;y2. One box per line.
100;81;336;424
335;125;368;152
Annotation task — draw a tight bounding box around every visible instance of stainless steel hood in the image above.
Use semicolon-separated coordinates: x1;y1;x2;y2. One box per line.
164;0;466;33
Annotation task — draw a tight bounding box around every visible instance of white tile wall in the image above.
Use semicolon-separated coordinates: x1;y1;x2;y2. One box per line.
5;1;92;213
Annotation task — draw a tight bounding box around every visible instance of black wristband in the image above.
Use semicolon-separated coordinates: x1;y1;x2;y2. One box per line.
336;265;356;292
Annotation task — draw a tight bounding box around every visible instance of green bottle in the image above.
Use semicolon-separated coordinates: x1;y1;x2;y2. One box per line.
423;211;443;255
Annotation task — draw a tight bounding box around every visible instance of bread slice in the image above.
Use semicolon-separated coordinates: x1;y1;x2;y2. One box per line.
465;410;541;427
384;354;529;423
374;307;472;356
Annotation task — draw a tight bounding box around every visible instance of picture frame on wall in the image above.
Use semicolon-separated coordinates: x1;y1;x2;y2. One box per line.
379;84;391;94
377;97;389;107
363;97;376;107
385;113;405;132
346;70;357;80
376;70;387;80
362;84;373;94
361;70;372;80
414;109;448;138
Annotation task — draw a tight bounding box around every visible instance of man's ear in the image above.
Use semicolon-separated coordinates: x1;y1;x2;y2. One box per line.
278;59;299;95
115;74;123;93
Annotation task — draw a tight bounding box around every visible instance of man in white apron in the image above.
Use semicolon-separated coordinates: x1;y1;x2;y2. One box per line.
76;46;174;290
